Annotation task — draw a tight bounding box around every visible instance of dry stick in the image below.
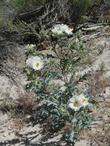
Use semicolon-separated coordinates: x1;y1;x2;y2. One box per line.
15;5;44;21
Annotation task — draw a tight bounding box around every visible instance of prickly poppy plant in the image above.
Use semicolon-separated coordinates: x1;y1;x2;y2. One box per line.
24;24;93;145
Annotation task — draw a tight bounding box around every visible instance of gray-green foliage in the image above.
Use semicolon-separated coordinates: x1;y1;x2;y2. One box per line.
25;30;93;145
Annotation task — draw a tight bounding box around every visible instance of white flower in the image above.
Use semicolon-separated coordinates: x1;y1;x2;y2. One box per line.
68;94;89;111
26;44;36;49
51;24;73;35
26;56;44;70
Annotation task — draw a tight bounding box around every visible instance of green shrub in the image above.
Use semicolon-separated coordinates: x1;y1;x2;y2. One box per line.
69;0;94;27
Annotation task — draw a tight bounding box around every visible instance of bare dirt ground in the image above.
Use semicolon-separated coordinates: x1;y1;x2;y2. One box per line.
0;25;110;146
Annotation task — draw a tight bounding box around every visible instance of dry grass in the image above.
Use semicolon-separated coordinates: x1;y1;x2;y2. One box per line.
16;91;35;111
1;91;36;133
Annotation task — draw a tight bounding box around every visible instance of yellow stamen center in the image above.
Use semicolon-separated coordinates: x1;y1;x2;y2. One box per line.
36;63;39;68
73;100;80;107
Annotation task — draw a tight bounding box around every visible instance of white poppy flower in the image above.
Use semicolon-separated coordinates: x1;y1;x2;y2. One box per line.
26;56;44;70
68;94;89;111
51;24;73;35
26;44;36;49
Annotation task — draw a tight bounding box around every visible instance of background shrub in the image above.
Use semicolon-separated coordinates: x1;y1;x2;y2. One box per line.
11;0;48;11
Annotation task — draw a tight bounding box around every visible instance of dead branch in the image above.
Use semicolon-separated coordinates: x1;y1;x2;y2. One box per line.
14;5;45;22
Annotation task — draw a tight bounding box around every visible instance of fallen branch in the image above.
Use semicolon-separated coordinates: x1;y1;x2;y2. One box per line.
14;5;45;22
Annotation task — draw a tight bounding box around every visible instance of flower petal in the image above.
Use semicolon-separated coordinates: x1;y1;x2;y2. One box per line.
26;56;44;70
